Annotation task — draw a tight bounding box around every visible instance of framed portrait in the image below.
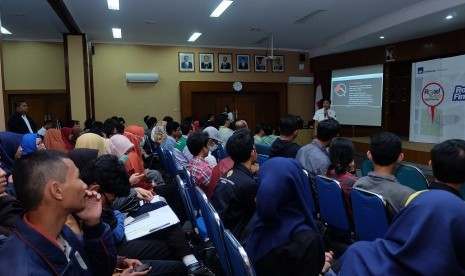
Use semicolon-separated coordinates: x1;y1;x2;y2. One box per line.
272;55;285;72
199;53;214;72
386;46;395;62
218;53;233;73
179;52;194;72
254;55;267;72
236;54;250;72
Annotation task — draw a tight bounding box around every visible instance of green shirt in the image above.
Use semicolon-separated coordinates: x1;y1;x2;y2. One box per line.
175;135;187;151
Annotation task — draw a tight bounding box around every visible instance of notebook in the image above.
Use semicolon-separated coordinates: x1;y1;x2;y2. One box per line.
124;205;180;241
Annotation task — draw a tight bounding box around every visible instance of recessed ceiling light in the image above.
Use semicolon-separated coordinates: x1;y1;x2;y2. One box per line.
1;27;12;35
112;28;122;38
380;36;385;39
210;1;233;17
107;0;119;10
188;32;202;42
446;14;453;20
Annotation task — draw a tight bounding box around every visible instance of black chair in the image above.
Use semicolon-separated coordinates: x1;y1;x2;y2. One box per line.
350;187;390;241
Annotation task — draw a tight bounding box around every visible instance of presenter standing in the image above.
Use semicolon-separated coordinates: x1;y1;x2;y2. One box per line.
313;99;336;137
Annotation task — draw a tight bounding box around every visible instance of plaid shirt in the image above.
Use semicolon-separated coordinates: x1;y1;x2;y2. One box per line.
187;156;212;194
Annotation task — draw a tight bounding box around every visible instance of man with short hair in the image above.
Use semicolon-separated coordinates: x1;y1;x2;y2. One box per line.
234;119;248;130
163;121;181;153
0;151;116;275
313;99;336;137
7;101;38;134
428;139;465;199
186;132;213;194
296;118;340;176
354;132;415;218
175;121;193;152
269;115;301;158
211;129;259;242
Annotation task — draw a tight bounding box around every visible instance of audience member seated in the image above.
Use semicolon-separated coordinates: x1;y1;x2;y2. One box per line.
176;121;193;152
254;123;265;144
353;132;415;219
0;131;22;177
61;127;76;151
162;121;181;153
208;156;233;199
269;115;301;158
296;118;340;176
247;157;333;276
124;126;166;186
339;189;465;275
326;137;358;223
187;132;213;194
258;124;279;146
183;127;221;169
80;155;214;275
427;139;465;199
19;133;45;157
37;120;53;137
217;114;233;144
0;166;23;238
75;132;110;156
44;128;69;153
211;129;259;243
0;151;116;275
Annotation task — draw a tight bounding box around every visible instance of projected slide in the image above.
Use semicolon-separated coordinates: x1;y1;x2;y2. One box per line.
331;65;384;126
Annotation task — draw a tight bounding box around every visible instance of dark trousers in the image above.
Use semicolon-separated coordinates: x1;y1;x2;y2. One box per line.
117;223;193;261
143;260;188;276
253;231;325;276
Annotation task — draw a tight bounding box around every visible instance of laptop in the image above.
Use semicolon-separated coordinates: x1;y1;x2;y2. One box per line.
124;205;180;241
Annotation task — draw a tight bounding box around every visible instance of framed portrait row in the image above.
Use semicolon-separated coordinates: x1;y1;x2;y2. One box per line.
178;52;285;73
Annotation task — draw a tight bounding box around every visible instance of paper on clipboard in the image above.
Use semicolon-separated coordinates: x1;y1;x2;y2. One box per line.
124;205;180;241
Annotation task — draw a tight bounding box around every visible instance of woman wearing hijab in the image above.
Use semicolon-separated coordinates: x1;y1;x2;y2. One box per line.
339;189;465;275
247;157;327;276
19;133;45;157
0;132;22;176
151;123;168;145
60;127;75;151
75;132;109;156
124;125;165;186
43;129;69;153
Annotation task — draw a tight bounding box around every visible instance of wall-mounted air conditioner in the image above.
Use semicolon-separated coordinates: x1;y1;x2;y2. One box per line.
288;76;314;84
126;73;159;83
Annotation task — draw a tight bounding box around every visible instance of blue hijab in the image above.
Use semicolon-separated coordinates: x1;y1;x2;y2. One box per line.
0;131;22;174
20;133;39;156
246;157;322;262
340;190;465;275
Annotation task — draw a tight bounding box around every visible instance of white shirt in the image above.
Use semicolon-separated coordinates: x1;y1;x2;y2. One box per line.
22;115;34;133
313;108;336;122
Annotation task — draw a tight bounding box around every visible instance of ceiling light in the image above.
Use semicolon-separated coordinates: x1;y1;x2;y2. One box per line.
112;28;122;38
188;32;202;42
107;0;119;10
380;36;385;39
210;1;233;17
1;27;12;35
446;15;453;20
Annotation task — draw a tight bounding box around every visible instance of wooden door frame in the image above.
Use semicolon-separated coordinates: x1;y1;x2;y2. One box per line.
180;81;288;120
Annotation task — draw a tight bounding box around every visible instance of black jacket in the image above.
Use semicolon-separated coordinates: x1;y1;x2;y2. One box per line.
269;138;301;158
7;112;37;134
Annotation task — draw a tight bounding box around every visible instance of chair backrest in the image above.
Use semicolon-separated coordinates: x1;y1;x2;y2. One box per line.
395;163;429;191
302;169;318;217
460;184;465;199
361;159;374;176
182;168;201;211
223;229;256;276
175;175;196;227
254;143;270;155
194;187;232;276
350;187;390;241
164;149;179;179
155;146;168;172
315;175;351;232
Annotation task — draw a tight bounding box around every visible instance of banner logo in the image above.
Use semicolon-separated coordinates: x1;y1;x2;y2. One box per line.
418;67;424;74
452;85;465;101
334;83;346;97
421;82;444;123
